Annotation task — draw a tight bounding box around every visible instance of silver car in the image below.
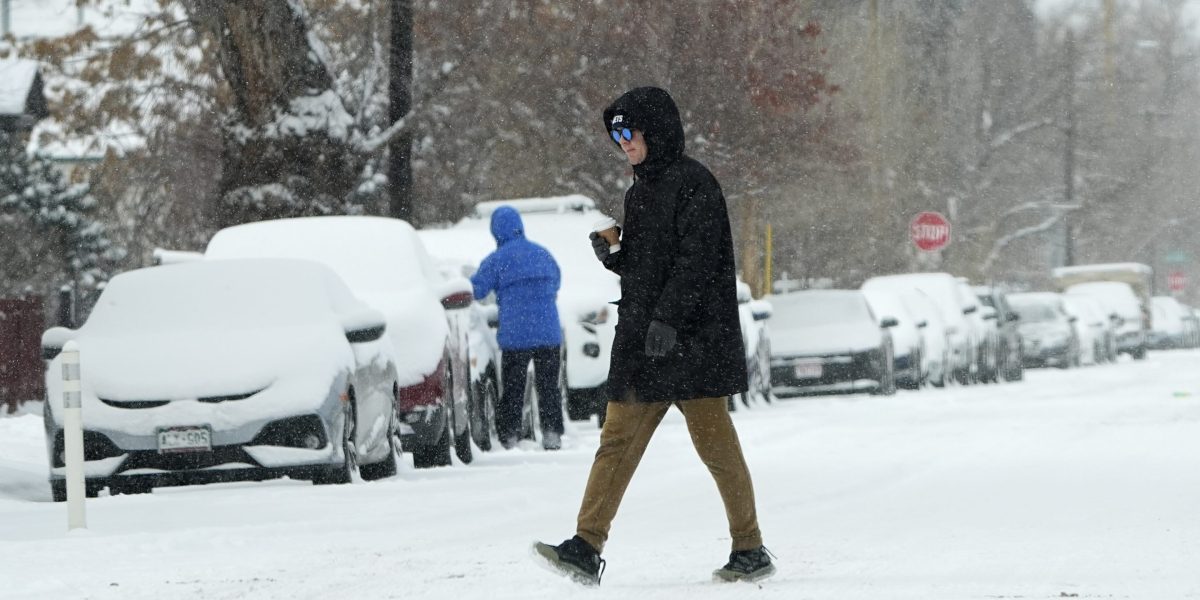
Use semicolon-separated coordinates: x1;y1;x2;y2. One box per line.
41;259;399;500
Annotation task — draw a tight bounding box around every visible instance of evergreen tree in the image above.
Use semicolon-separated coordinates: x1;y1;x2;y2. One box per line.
0;132;121;296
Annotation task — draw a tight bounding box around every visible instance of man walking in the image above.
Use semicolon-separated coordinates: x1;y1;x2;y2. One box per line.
470;206;566;451
533;87;773;584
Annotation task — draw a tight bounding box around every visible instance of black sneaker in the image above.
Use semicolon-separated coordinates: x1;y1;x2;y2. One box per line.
532;536;606;585
712;546;776;582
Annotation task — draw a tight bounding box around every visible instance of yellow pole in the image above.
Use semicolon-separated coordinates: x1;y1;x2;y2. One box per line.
763;222;773;297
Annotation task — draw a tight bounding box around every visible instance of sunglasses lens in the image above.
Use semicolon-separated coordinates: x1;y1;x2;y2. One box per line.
611;130;620;143
622;128;632;140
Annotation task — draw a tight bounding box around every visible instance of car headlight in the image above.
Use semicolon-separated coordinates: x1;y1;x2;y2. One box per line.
581;306;609;325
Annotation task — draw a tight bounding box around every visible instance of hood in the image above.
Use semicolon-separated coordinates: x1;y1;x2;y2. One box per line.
772;322;883;357
78;324;353;402
602;86;685;179
490;206;525;246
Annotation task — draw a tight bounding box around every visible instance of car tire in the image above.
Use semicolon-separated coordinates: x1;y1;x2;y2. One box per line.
359;408;399;481
412;415;452;469
471;374;497;451
447;358;474;465
314;395;358;485
1132;344;1147;360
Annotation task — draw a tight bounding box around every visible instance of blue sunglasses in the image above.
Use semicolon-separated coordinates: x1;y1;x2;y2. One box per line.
610;127;633;143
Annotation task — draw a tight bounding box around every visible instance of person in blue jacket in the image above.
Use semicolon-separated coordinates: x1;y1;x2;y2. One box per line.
470;206;566;450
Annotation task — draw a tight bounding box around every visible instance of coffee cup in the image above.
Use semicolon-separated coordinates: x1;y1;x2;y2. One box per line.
592;217;621;253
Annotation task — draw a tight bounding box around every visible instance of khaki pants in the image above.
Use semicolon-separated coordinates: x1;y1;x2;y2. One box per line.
575;395;763;553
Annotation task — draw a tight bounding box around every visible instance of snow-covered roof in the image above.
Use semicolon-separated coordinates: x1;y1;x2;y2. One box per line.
0;58;39;116
472;194;597;219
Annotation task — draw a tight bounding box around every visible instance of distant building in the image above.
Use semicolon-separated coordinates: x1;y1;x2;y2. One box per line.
0;58;47;135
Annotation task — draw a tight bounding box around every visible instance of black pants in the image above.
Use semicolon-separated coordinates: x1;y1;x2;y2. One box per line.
499;345;565;442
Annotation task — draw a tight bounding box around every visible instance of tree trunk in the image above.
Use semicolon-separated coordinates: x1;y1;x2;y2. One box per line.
182;0;360;228
387;0;414;223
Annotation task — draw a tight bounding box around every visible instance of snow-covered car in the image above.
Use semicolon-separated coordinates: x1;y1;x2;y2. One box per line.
863;273;974;385
1149;295;1190;350
861;286;925;389
40;259;399;500
1007;292;1079;369
206;216;481;468
1063;281;1147;359
731;281;773;408
767;290;896;397
956;278;1000;383
1062;294;1110;365
974;286;1025;381
1054;264;1151;360
420;195;620;424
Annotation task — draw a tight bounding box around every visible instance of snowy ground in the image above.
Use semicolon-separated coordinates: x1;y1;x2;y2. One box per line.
2;352;1199;599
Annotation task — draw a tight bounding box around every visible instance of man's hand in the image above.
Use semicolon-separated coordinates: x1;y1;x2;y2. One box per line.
590;231;610;262
644;320;677;357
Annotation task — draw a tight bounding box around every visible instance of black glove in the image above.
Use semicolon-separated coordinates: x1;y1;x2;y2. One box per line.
644;320;677;357
589;231;609;262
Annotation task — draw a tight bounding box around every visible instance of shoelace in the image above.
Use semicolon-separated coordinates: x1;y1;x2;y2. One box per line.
596;557;607;584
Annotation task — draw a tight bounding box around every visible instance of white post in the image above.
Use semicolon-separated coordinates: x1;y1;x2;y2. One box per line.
61;341;87;530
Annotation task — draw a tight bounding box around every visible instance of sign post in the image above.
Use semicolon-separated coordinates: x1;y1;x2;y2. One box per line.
910;211;951;252
61;340;87;530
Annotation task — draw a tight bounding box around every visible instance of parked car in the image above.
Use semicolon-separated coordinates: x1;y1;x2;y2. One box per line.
767;290;896;397
1007;292;1079;369
731;280;773;409
421;195;621;424
206;216;481;467
1064;292;1119;362
863;273;974;385
1149;295;1190;350
1062;294;1110;365
861;286;925;389
41;259;400;500
1054;264;1151;359
973;286;1024;381
956;278;1000;383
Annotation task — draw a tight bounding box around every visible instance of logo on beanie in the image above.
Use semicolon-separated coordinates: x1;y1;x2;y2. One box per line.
611;114;625;128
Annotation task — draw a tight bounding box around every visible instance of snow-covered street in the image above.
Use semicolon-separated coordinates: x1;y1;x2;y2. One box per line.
2;352;1199;599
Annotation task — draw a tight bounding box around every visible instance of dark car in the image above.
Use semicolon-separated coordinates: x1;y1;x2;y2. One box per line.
1007;292;1079;369
768;290;896;397
974;286;1024;381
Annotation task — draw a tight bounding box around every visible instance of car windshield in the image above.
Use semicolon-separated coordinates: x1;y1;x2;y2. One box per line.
86;261;342;335
770;293;873;329
1010;301;1058;323
207;217;434;295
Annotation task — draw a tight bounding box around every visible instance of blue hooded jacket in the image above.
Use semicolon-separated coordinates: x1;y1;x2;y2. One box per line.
470;206;563;350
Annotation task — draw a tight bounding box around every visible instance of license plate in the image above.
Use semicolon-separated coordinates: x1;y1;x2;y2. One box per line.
157;426;213;454
793;360;823;379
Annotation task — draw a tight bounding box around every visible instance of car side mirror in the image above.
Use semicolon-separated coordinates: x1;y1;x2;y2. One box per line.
962;305;977;315
749;299;772;321
880;317;899;328
916;320;928;329
41;326;77;360
441;291;473;310
1067;315;1078;323
342;308;387;343
1006;312;1020;322
983;312;998;321
346;323;386;343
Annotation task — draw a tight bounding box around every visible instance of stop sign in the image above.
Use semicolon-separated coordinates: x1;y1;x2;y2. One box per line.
910;211;951;252
1168;270;1186;293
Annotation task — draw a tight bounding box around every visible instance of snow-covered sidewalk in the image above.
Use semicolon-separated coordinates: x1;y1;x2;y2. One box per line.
2;352;1199;599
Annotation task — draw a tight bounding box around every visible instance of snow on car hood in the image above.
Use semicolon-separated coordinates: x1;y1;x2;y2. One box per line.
46;325;354;435
771;322;882;357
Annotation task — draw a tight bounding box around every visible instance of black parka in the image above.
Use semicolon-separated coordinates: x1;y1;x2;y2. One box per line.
600;87;747;403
